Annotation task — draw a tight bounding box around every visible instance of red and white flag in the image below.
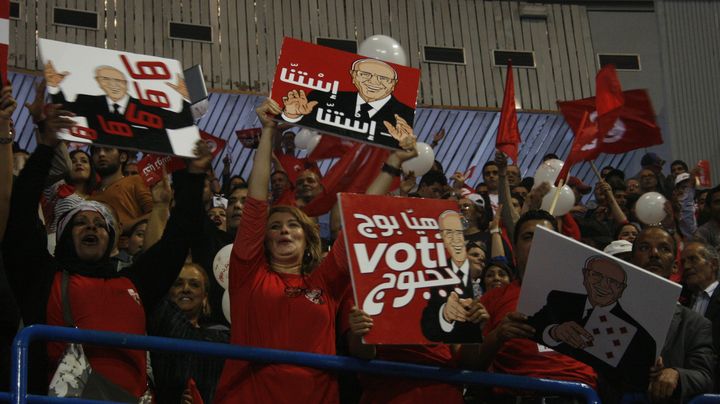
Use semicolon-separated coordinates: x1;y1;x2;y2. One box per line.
0;0;9;84
496;61;521;163
199;130;226;159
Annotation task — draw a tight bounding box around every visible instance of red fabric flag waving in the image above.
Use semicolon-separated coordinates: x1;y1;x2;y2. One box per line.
558;89;662;157
556;111;598;183
595;65;624;116
496;63;521;162
199;130;226;159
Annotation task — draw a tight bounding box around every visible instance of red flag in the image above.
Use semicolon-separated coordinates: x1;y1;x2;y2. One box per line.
496;62;521;162
199;130;226;159
556;111;597;183
0;0;8;84
137;154;186;187
558;89;662;156
186;378;204;404
302;144;389;217
595;65;624;116
307;135;356;161
235;127;262;149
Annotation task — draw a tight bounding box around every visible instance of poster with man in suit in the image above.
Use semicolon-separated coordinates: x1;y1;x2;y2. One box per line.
518;226;681;389
271;38;421;150
340;194;487;344
38;38;200;157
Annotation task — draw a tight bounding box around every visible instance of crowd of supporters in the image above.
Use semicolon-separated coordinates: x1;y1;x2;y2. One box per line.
0;78;718;404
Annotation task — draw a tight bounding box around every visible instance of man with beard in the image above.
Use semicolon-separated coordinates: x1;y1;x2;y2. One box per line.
90;146;153;233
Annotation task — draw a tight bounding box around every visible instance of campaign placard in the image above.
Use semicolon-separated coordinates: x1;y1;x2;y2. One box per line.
38;39;200;157
271;37;421;150
517;226;681;388
340;193;483;344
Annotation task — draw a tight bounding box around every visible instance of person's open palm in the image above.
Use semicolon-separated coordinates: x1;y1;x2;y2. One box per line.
44;61;69;87
282;90;317;119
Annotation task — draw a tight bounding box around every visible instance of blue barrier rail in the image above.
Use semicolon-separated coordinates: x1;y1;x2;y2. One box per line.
10;325;602;404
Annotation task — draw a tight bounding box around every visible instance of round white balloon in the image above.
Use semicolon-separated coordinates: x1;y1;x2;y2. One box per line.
401;142;435;176
213;244;232;289
222;290;231;324
306;133;322;154
540;185;575;216
533;159;565;188
294;129;313;150
635;192;667;225
358;35;408;66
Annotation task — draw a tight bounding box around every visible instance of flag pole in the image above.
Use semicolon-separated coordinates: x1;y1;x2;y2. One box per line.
589;161;602;180
548;179;565;216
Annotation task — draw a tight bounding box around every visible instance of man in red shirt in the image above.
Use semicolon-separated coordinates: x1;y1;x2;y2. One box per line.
477;210;597;401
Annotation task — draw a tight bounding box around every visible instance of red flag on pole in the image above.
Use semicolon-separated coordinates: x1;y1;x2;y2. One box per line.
558;89;662;156
0;0;9;84
496;62;521;162
556;111;597;183
595;65;624;116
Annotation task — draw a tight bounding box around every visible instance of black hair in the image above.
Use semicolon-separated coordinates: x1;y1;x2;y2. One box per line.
670;160;689;172
542;153;559;162
606;176;627;192
520;177;535;190
605;169;626;182
67;149;99;193
481;161;498;175
632;226;677;255
513;210;558;245
419;170;448;188
706;185;720;208
614;222;641;240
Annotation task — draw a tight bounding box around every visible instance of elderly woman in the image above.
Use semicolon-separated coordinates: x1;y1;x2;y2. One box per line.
2;108;209;398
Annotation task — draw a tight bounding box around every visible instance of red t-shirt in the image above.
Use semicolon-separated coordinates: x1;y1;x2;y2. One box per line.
46;272;147;397
338;293;463;404
213;197;349;404
480;281;597;392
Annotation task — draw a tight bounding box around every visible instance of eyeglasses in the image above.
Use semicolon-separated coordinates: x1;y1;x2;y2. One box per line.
96;76;127;85
352;70;396;86
440;229;465;239
584;268;625;289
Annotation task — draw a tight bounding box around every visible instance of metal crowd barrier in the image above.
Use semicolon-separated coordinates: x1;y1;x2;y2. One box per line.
8;324;609;403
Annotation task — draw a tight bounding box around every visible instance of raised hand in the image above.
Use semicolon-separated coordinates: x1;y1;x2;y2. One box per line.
0;86;17;127
451;171;466;189
383;114;412;140
187;139;213;174
256;98;282;128
166;73;189;100
44;61;69;88
495;150;508;174
282;90;318;119
40;104;75;147
24;79;47;123
151;167;173;205
431;128;446;146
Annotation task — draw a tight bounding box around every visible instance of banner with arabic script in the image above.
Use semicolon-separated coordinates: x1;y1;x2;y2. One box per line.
340;193;481;344
271;37;421;150
38;39;200;157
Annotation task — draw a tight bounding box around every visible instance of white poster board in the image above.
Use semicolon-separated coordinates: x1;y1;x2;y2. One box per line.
38;39;200;157
517;226;681;387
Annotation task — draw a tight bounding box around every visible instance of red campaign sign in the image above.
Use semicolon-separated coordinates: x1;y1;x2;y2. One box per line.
235;127;262;149
199;130;226;159
270;37;421;150
340;193;481;344
697;160;712;188
137;153;186;187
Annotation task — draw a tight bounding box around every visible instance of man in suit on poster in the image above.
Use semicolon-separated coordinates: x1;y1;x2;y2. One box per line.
44;61;194;155
280;58;415;148
420;210;488;343
526;255;656;389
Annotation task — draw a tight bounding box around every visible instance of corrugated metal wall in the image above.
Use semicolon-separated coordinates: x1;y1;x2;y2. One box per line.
656;0;720;182
10;70;637;189
8;0;597;109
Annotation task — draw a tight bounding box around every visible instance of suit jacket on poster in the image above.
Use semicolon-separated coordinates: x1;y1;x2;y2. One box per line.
420;262;483;344
526;290;656;389
290;90;415;149
52;91;193;154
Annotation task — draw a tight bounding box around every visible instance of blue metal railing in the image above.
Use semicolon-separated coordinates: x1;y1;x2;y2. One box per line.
9;324;602;404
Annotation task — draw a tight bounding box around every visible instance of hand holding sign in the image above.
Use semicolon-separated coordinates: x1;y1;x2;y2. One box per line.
44;60;69;87
166;73;190;100
187;139;213;174
492;312;535;343
466;299;490;325
282;89;318;119
349;306;374;336
550;321;593;349
648;357;680;401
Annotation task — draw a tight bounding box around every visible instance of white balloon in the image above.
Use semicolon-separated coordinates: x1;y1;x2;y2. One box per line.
294;129;313;150
540;185;575;216
222;290;231;324
635;192;668;225
213;244;232;289
306;133;322;154
533;159;565;188
401;142;435;176
357;35;408;66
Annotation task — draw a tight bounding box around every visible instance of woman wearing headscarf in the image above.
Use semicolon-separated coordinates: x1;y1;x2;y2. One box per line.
2;105;210;398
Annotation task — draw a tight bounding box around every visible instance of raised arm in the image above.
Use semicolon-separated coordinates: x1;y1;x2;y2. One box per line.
142;171;172;251
0;85;17;242
248;99;282;201
495;151;519;240
597;180;628;225
365;133;418;196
